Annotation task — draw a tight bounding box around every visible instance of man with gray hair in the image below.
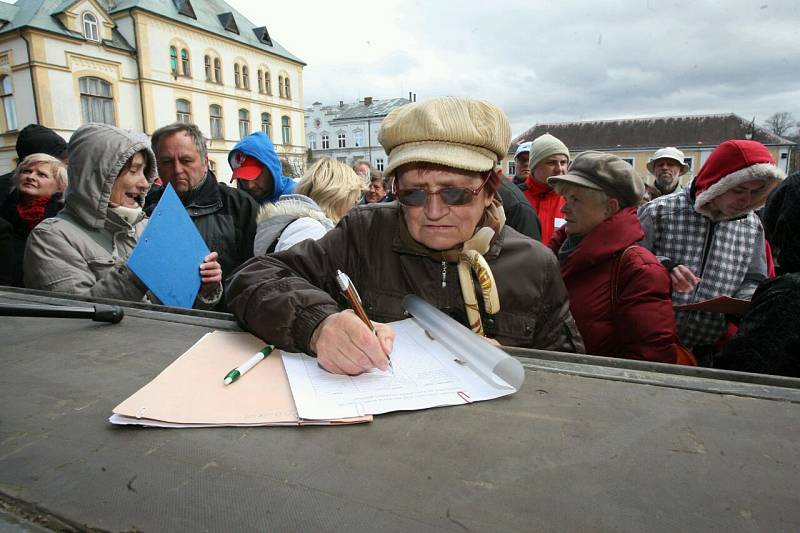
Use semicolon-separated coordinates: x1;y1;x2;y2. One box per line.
145;123;258;290
647;147;689;198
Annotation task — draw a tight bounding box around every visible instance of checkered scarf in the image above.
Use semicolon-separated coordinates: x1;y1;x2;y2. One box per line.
642;189;762;347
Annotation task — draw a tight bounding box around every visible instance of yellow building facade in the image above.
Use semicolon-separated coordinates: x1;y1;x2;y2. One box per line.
0;0;306;181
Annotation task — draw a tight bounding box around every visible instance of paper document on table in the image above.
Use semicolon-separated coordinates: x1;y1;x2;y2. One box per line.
282;317;518;420
110;330;370;427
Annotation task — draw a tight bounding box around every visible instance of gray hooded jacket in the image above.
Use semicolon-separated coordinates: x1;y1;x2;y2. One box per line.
23;123;156;301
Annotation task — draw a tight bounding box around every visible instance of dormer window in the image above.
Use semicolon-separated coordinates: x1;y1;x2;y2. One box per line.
83;12;99;41
218;12;239;34
173;0;197;19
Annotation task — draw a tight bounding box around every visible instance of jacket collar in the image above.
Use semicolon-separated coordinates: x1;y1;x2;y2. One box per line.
181;170;222;215
556;207;644;277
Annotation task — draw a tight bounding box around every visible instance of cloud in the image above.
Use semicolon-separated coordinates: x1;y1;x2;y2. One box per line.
228;0;800;135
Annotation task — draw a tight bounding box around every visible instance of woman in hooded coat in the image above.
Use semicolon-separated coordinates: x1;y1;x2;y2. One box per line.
24;123;222;307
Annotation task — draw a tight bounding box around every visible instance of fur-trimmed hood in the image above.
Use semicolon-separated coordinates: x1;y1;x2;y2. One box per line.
256;194;328;225
693;140;785;221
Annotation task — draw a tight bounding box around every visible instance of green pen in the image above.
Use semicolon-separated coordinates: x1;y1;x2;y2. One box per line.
223;345;274;385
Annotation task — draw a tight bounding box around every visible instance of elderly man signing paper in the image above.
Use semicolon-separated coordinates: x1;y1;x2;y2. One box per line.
226;97;584;375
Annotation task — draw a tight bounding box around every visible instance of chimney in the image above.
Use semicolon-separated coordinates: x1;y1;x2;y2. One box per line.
408;91;412;101
364;96;373;106
339;100;344;107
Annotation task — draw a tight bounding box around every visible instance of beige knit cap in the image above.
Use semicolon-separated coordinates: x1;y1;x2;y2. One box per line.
527;133;570;171
379;96;511;177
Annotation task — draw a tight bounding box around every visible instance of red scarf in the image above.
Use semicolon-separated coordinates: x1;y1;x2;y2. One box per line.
16;195;51;230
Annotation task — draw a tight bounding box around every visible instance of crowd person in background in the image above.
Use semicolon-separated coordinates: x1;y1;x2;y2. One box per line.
227;96;583;375
24;123;222;307
0;124;67;205
0;154;67;286
716;171;800;377
548;152;676;363
254;158;364;254
523;133;570;244
638;139;784;365
511;141;532;190
146;123;258;286
647;147;689;198
0;218;13;285
228;131;296;205
364;170;389;203
493;167;541;240
352;159;372;183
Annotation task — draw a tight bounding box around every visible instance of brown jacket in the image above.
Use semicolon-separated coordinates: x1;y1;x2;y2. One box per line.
226;203;584;355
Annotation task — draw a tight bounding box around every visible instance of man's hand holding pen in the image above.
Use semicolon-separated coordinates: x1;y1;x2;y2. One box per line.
310;311;395;375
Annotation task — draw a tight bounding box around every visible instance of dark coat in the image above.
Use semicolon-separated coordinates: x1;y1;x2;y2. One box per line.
549;207;677;363
717;273;800;377
0;189;63;287
226;202;584;356
497;177;541;241
145;171;258;282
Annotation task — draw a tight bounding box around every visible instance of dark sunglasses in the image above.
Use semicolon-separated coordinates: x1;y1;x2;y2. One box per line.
394;172;492;207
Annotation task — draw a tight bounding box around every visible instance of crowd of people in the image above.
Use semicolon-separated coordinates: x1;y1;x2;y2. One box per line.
0;95;795;378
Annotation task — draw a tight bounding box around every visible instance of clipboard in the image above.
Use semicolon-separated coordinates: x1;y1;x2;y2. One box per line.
674;296;751;315
127;183;209;308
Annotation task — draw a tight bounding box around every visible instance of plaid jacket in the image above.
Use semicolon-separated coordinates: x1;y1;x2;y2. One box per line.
639;189;767;348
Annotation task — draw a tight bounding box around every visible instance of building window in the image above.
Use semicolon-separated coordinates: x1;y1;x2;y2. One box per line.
684;157;694;175
375;158;384;172
204;55;211;81
83;12;99;41
79;76;115;125
261;112;271;138
242;65;249;89
354;131;363;147
209;104;223;139
281;115;291;145
321;134;329;149
176;99;191;123
621;157;634;166
213;58;221;83
278;75;284;98
337;133;346;148
0;75;17;131
234;63;241;88
308;134;317;150
508;161;516;176
283;77;291;99
264;71;271;95
257;70;263;93
169;46;178;76
239;109;250;139
180;49;190;77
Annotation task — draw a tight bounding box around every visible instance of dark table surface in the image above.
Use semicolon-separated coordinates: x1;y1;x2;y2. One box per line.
1;291;799;532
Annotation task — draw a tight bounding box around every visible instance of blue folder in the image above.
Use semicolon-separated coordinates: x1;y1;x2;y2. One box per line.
127;183;210;308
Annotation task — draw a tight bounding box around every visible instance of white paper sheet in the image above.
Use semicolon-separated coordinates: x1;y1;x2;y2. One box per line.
282;318;516;419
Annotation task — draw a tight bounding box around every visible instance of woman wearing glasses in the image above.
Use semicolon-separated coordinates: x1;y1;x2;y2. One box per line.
227;97;584;375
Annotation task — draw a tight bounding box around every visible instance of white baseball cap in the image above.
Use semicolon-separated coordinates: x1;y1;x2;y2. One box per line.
514;141;532;159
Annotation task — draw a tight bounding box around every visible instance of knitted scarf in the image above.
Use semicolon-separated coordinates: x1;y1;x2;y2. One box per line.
16;194;51;230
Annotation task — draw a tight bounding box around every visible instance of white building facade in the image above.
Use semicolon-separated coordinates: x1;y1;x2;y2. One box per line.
0;0;306;180
304;97;409;172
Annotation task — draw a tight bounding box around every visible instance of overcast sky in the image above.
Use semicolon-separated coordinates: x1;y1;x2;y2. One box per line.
224;0;800;137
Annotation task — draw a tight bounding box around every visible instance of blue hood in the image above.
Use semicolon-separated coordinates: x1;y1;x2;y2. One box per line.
229;132;295;203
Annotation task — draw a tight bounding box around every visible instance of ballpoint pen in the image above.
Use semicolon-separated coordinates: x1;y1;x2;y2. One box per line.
335;269;392;371
223;345;274;385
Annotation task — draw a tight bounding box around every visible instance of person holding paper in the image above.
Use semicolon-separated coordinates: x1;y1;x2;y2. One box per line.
638;140;784;364
23;123;222;307
227;96;584;375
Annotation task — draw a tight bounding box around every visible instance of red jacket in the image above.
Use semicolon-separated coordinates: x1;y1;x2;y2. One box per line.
523;177;565;245
549;207;677;363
